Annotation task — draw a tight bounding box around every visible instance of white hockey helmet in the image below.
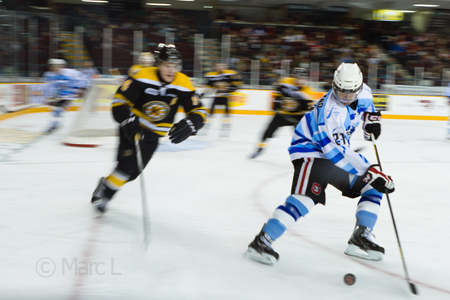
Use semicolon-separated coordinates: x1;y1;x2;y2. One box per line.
48;58;60;65
332;63;363;105
57;59;67;66
139;52;155;67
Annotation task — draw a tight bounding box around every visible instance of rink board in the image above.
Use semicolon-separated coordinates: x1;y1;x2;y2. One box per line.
0;82;449;121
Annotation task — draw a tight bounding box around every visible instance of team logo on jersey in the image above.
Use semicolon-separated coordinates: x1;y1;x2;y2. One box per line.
311;183;322;195
121;79;132;92
143;101;170;122
281;98;299;111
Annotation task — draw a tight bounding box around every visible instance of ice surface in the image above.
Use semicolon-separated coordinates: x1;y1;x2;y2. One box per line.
0;111;449;300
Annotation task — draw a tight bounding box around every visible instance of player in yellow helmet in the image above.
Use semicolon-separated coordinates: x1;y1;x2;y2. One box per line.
128;52;155;77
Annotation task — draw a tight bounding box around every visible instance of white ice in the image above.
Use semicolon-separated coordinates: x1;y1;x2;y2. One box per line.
0;110;449;300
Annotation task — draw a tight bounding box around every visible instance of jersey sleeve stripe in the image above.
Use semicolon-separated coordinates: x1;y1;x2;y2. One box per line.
136;78;162;86
186;107;207;119
138;118;171;134
112;93;134;107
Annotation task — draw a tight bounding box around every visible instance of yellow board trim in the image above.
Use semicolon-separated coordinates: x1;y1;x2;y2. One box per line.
382;115;448;121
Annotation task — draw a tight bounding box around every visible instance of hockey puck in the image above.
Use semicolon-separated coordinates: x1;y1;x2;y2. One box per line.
344;273;356;286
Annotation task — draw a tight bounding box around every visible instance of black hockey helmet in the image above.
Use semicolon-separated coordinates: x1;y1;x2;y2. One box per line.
154;43;182;69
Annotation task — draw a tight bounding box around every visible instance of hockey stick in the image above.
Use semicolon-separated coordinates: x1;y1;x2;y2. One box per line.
134;133;151;251
371;133;418;295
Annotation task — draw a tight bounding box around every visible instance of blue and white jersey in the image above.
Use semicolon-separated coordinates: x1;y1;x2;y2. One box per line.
60;68;89;89
43;68;86;101
289;83;375;176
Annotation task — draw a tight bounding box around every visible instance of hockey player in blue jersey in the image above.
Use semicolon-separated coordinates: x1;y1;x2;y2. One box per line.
245;63;395;265
43;59;86;132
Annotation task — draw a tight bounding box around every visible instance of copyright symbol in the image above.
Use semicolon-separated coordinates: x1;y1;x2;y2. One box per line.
36;257;56;278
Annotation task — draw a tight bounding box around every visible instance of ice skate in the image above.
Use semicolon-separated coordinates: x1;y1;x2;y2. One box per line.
249;147;263;159
46;123;59;133
344;226;384;261
244;226;279;265
91;177;110;215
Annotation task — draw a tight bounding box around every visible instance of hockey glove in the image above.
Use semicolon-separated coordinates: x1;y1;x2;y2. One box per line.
120;116;141;143
363;111;381;141
169;118;197;144
362;165;395;194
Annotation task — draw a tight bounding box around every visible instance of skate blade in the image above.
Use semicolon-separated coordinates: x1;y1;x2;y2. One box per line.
244;248;277;265
249;152;261;159
91;203;106;218
344;244;384;261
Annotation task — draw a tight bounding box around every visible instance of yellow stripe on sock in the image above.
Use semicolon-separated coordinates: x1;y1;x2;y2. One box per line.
105;173;128;190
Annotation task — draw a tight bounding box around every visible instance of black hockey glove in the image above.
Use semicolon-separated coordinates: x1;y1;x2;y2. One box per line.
120;116;141;143
363;111;381;141
169;118;197;144
362;165;395;194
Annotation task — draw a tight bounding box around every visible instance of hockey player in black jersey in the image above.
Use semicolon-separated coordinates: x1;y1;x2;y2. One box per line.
91;44;207;213
250;68;317;158
203;63;243;136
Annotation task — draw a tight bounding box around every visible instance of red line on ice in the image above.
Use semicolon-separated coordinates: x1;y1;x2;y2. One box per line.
68;217;101;300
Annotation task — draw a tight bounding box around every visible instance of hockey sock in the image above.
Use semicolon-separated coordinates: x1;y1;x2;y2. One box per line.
355;189;382;230
104;169;131;198
263;195;314;241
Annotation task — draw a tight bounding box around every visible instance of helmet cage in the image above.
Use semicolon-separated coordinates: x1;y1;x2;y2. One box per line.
332;82;362;104
332;81;363;94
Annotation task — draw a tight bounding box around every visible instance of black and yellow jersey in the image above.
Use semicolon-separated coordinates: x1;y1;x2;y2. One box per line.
128;64;147;77
112;67;207;136
272;77;316;116
204;70;243;96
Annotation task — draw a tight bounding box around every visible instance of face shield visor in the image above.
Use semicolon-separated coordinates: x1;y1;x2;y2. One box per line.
332;82;362;105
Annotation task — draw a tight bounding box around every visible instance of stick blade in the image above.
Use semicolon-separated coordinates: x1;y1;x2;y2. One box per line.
409;282;419;295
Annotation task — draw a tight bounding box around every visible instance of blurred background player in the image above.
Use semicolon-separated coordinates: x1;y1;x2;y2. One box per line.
444;81;450;140
43;59;85;133
128;52;155;77
250;68;317;158
245;63;394;265
203;62;242;137
80;60;100;86
91;44;207;214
